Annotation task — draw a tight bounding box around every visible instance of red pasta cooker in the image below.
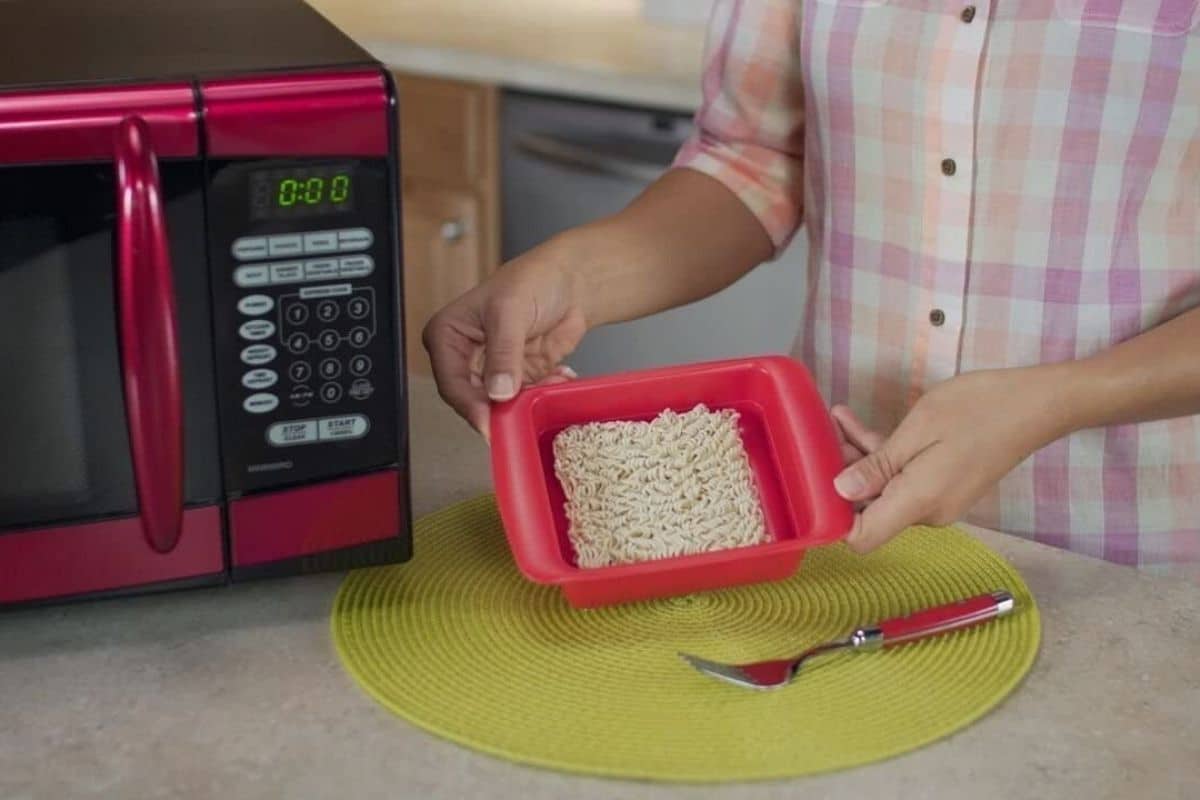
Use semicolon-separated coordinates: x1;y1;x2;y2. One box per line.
489;356;854;608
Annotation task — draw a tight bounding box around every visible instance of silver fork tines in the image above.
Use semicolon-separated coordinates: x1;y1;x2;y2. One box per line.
677;653;763;690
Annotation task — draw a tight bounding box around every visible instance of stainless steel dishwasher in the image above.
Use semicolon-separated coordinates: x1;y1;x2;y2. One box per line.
501;91;807;377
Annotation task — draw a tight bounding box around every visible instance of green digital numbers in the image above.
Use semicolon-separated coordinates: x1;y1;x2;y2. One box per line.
274;171;352;209
277;178;300;206
331;174;350;203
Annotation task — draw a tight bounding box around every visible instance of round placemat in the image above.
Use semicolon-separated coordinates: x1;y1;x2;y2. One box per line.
332;494;1040;783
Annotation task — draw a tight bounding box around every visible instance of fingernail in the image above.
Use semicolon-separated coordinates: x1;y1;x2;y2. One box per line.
557;364;578;379
487;373;516;400
834;469;865;499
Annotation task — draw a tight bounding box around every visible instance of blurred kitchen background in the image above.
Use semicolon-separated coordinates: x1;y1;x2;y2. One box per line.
309;0;808;377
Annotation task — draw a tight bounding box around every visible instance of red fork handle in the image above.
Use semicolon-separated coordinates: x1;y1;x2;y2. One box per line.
114;116;184;554
854;591;1016;649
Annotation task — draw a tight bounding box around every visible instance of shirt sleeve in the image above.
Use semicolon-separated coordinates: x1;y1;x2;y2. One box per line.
672;0;805;256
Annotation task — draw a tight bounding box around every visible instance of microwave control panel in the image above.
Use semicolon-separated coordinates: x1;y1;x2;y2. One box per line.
207;159;401;495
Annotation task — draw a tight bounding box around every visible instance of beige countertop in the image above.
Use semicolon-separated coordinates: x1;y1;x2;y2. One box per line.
2;376;1199;799
307;0;705;111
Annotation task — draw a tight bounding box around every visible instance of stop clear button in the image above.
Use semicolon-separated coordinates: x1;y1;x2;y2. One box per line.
267;420;318;447
318;414;369;441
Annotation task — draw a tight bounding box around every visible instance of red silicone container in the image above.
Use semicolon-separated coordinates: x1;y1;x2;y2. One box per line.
489;355;854;608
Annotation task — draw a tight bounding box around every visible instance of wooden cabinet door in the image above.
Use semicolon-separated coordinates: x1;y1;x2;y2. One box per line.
402;185;483;373
395;73;499;376
395;75;491;189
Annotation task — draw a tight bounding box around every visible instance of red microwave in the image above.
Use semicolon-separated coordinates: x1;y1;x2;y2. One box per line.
0;0;412;606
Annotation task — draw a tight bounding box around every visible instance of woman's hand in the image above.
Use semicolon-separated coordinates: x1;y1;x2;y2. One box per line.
422;169;775;439
422;235;588;439
830;366;1073;553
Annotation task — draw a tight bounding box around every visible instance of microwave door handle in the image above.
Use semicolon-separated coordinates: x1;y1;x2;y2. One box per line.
114;116;185;554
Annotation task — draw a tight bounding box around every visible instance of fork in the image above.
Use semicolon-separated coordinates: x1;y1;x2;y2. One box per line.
679;590;1016;690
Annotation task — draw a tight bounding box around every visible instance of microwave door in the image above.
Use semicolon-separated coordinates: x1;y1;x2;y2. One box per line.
0;85;224;605
0;185;130;521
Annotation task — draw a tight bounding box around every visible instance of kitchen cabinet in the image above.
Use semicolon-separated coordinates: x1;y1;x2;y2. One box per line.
395;73;499;374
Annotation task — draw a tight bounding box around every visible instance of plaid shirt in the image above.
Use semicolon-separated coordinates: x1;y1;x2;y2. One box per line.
674;0;1200;580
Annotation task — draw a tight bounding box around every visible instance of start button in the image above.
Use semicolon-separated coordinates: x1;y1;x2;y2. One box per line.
318;414;370;442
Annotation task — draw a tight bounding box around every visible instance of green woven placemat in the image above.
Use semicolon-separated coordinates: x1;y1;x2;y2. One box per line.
333;494;1039;782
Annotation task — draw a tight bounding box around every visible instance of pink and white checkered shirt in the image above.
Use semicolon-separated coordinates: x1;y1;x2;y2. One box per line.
674;0;1200;580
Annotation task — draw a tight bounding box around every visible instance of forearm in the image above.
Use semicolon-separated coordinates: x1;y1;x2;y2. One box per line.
557;167;774;328
1057;306;1200;433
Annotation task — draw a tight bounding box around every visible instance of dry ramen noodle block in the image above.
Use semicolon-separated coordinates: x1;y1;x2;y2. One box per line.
552;404;767;569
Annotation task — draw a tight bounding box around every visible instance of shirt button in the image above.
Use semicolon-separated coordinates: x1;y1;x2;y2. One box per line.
929;309;946;327
961;5;976;23
941;158;957;176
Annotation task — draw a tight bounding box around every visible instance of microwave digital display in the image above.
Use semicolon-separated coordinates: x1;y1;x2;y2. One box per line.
249;163;356;220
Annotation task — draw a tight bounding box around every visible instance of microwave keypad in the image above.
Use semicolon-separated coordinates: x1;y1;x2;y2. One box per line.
276;285;378;417
209;158;398;495
226;218;391;474
232;230;378;431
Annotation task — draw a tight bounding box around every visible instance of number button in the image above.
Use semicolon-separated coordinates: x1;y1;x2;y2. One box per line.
318;330;340;352
316;300;340;323
320;382;344;404
286;332;310;355
285;303;309;326
289;362;312;382
349;355;372;377
347;296;371;320
289;385;314;408
348;327;371;348
319;358;342;380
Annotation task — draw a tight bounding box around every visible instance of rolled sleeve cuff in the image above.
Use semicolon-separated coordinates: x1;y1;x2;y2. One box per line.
673;134;804;257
